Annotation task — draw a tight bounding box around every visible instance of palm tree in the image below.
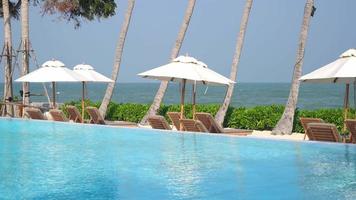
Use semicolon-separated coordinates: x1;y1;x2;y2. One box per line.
1;0;16;116
140;0;196;124
21;0;30;106
272;0;315;135
99;0;135;116
215;0;253;125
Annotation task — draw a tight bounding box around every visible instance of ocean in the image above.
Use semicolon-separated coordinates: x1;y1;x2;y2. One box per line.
0;82;351;110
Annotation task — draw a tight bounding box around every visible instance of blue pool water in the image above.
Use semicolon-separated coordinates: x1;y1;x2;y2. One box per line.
0;119;355;200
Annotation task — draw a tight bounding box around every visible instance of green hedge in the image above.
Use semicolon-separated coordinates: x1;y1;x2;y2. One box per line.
62;101;351;133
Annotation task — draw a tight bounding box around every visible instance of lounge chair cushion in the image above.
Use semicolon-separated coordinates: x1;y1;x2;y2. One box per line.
167;112;185;130
300;117;324;140
49;109;68;122
66;106;83;123
307;123;340;142
148;116;171;130
180;119;208;132
195;112;252;135
345;119;356;143
24;108;45;120
86;106;105;124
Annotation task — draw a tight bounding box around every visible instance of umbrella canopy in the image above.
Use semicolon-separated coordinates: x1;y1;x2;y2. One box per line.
300;49;356;83
16;60;90;83
15;60;90;109
73;64;113;83
138;55;234;130
73;64;113;120
138;56;234;85
299;49;356;131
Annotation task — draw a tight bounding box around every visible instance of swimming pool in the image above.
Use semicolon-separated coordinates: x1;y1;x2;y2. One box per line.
0;118;355;199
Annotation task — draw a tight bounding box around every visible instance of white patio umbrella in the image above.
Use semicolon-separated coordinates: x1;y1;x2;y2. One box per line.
73;64;113;118
138;55;234;130
300;49;356;83
15;60;90;108
300;49;356;123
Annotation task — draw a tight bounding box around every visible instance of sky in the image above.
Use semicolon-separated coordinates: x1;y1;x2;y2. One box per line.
1;0;356;83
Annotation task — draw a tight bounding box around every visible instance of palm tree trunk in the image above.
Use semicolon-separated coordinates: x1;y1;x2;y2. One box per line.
140;0;196;125
99;0;135;117
215;0;253;125
272;0;314;135
21;0;30;106
2;0;14;116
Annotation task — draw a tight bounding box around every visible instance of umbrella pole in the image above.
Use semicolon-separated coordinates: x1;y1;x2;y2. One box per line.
180;79;186;131
52;82;56;109
192;81;196;120
82;81;85;122
343;84;350;132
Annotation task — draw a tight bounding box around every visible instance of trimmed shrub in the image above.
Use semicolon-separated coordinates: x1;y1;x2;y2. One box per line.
295;108;346;133
110;103;150;122
62;100;349;133
227;105;284;130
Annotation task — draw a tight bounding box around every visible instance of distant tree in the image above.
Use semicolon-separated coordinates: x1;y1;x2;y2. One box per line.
42;0;116;28
99;0;135;117
1;0;20;116
272;0;315;135
140;0;196;125
215;0;253;125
